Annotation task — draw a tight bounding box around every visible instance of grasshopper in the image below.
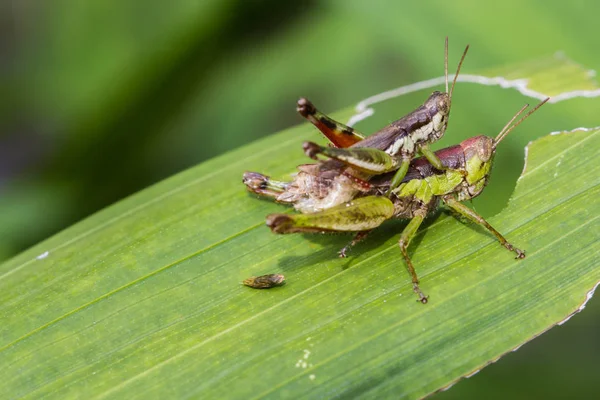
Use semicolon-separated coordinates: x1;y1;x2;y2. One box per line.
244;39;469;213
262;98;549;303
296;37;469;195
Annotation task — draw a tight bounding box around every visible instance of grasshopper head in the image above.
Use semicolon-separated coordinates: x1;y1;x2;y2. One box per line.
456;97;550;201
426;40;469;132
461;135;494;164
424;91;451;116
458;135;495;200
423;91;451;140
419;40;469;143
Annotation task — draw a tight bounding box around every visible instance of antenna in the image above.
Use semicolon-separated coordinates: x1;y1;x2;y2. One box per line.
448;43;470;102
444;36;449;94
493;98;550;148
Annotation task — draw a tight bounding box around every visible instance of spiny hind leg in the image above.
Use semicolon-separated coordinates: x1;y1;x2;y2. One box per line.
443;195;525;259
243;171;289;199
297;98;365;148
266;196;394;234
303;141;401;174
397;212;428;304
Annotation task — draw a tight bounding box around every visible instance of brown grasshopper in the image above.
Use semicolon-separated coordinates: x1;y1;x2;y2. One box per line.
254;99;548;303
244;38;469;213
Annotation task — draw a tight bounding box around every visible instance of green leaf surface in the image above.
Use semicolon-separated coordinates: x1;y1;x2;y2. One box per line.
1;111;598;397
476;52;599;96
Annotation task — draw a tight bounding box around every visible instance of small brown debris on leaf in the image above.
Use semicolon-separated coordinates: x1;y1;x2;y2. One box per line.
243;274;285;289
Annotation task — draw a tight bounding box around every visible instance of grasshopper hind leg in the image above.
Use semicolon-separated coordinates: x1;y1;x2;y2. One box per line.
266;196;394;234
297;98;365;148
243;172;289;199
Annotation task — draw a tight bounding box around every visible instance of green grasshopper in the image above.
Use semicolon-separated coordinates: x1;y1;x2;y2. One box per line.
259;98;548;303
244;39;469;213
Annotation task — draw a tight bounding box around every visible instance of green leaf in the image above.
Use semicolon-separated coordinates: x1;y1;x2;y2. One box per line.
1;110;598;397
476;52;599;96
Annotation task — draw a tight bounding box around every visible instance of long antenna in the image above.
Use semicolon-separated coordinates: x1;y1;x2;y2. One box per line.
448;43;470;102
444;36;449;94
493;98;550;148
493;104;529;145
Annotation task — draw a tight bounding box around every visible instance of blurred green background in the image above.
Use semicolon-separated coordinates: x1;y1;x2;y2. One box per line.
2;0;598;398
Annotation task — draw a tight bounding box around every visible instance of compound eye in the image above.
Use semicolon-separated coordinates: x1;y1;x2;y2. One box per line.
478;138;494;162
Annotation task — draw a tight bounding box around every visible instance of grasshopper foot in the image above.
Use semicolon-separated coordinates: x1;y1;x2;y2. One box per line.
514;248;526;259
505;243;526;259
338;247;349;258
297;98;316;117
413;283;429;304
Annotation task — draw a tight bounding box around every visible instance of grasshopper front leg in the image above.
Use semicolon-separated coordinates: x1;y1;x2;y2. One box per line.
397;212;429;303
297;98;365;148
443;195;525;259
384;158;411;197
419;144;446;171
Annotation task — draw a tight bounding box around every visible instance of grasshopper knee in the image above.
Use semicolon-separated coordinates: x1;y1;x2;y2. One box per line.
297;98;316;117
266;214;295;234
398;238;409;252
243;171;269;191
303;141;322;159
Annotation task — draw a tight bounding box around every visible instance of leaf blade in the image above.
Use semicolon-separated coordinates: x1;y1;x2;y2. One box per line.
1;127;598;398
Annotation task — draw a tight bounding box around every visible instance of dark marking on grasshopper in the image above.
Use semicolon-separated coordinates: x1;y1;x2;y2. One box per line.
319;117;337;130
